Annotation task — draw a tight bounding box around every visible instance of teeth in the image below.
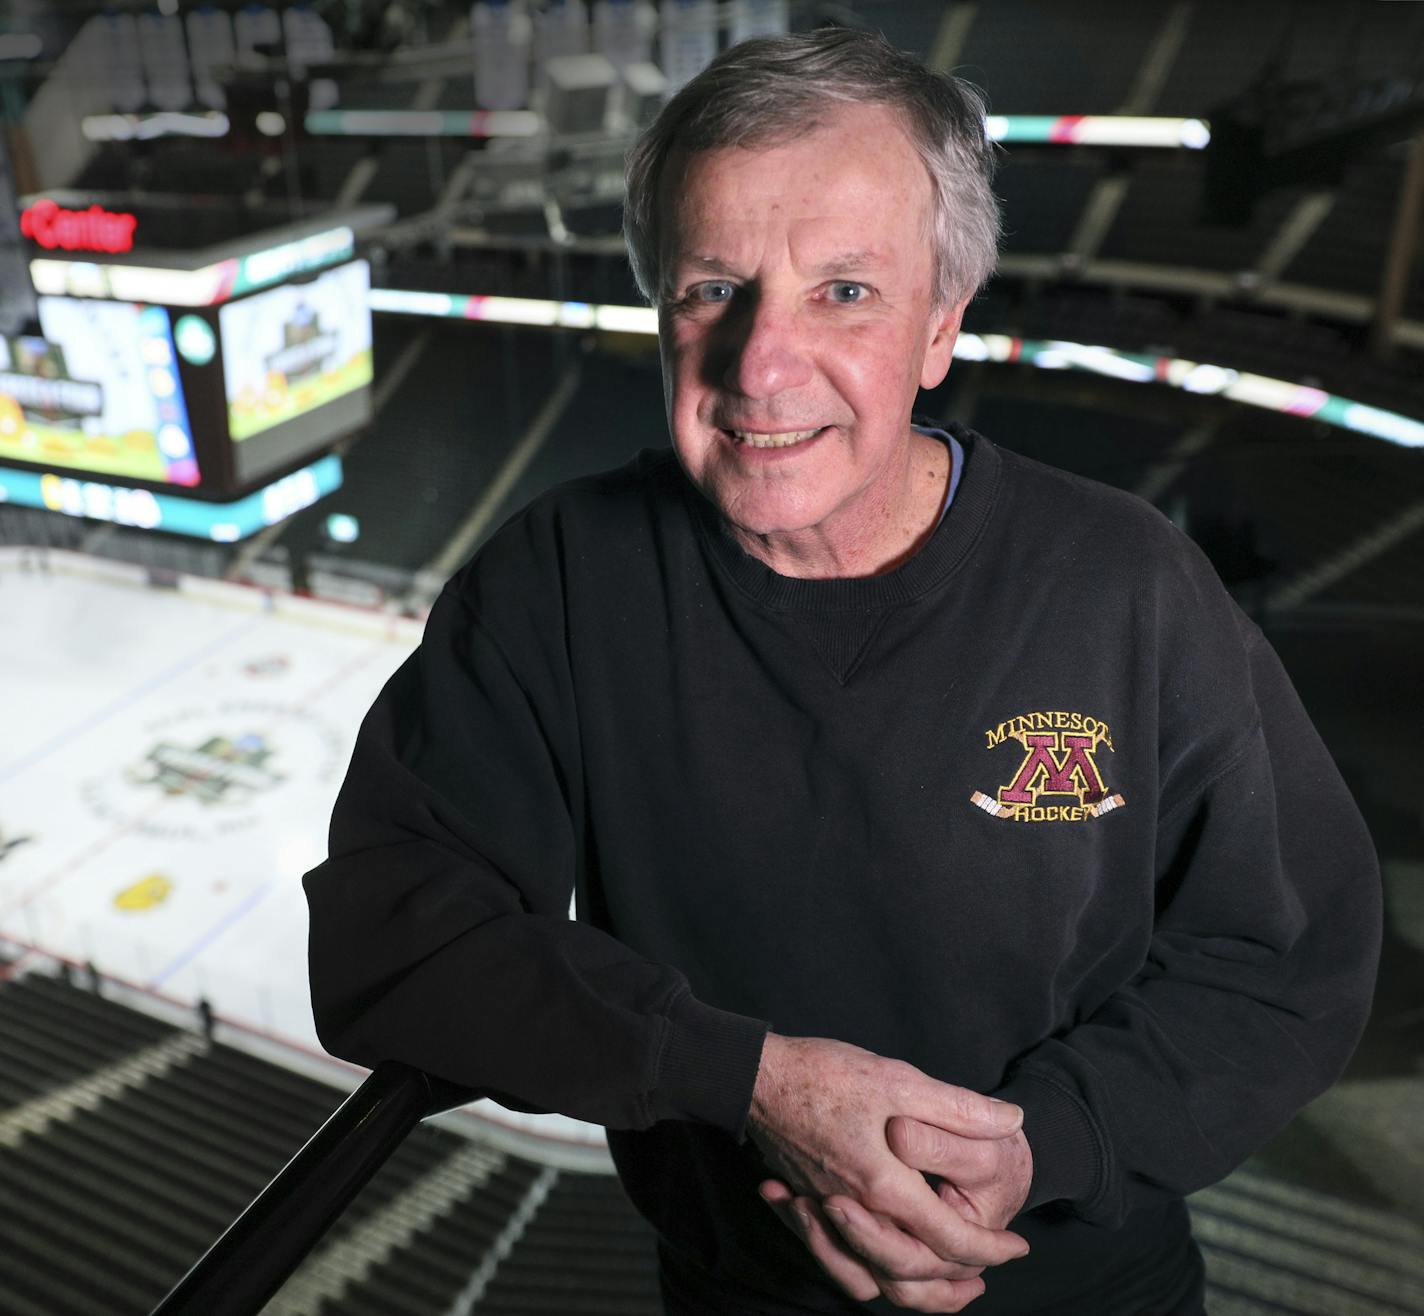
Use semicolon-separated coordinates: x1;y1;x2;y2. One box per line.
731;428;821;448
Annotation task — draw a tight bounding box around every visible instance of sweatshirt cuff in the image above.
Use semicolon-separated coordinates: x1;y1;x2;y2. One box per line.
652;991;770;1139
992;1069;1104;1212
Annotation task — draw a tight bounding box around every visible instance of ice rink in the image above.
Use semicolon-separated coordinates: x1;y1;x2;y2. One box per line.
0;546;602;1152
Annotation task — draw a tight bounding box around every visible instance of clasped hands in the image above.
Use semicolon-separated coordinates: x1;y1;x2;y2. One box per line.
748;1034;1033;1314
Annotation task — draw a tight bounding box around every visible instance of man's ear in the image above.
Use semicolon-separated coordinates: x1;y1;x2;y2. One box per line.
920;293;973;390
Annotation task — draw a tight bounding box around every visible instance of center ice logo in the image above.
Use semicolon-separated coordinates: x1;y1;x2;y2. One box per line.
128;732;284;806
970;709;1125;823
85;703;344;844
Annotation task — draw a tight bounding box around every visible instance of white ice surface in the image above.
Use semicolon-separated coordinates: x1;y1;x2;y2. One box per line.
0;549;605;1153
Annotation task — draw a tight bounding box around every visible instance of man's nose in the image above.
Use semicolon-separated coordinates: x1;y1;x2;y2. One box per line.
721;300;813;399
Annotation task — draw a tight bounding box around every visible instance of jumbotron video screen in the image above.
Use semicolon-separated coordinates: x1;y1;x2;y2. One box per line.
1;298;199;486
218;259;373;484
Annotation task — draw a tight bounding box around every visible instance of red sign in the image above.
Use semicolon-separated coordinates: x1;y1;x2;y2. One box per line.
19;199;138;254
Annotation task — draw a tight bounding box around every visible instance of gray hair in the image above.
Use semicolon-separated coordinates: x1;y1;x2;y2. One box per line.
623;28;1001;310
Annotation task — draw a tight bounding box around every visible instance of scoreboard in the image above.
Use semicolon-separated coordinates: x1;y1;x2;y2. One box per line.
218;259;372;485
0;195;389;539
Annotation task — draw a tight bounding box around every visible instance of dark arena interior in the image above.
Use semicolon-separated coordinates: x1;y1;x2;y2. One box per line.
0;1;1421;1313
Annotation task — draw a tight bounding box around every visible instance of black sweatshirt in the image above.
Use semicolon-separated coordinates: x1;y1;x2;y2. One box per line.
305;427;1380;1314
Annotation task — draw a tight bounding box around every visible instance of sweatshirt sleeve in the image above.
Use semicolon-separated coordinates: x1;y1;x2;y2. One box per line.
303;570;769;1135
995;602;1381;1227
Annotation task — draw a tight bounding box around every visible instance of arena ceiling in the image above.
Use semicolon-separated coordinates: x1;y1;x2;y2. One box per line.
6;0;1423;624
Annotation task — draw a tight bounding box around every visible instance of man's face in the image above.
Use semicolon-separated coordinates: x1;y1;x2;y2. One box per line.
657;101;966;561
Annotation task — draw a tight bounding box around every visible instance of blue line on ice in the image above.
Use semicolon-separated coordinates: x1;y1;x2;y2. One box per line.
149;878;276;988
0;613;265;784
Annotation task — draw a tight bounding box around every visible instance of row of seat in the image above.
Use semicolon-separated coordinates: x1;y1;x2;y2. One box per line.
0;970;662;1315
0;972;175;1113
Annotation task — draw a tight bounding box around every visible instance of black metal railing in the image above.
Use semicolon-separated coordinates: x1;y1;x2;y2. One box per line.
152;1059;472;1316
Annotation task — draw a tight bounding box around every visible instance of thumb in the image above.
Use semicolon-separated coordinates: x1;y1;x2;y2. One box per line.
900;1077;1023;1139
886;1115;1001;1178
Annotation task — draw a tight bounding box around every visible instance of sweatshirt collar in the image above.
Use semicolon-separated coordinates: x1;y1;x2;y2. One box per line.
686;423;1001;613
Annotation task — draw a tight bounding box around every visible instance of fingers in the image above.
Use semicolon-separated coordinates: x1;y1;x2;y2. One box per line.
760;1181;881;1303
805;1197;988;1312
823;1195;985;1282
877;1272;986;1313
863;1160;1030;1268
763;1185;988;1313
887;1116;1002;1183
887;1116;1036;1233
760;1178;794;1206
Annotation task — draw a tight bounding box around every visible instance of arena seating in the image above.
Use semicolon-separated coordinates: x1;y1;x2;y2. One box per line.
0;971;178;1114
1;964;1418;1313
0;968;663;1316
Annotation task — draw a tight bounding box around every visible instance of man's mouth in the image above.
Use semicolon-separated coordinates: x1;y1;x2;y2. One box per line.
724;426;827;449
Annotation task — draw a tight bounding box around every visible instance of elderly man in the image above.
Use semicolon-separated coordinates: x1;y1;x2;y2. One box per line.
305;29;1380;1316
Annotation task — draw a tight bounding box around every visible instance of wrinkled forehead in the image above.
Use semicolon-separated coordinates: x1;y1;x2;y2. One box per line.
655;106;934;268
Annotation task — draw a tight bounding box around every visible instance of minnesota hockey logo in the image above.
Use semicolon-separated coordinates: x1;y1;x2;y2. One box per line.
128;732;283;806
971;710;1124;823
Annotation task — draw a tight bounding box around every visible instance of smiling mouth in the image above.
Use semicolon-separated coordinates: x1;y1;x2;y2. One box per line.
724;427;827;449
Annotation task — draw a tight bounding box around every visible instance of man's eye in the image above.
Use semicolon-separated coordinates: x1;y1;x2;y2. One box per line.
827;282;867;304
692;281;735;303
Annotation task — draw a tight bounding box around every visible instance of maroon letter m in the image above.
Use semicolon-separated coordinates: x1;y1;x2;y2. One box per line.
998;733;1105;806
